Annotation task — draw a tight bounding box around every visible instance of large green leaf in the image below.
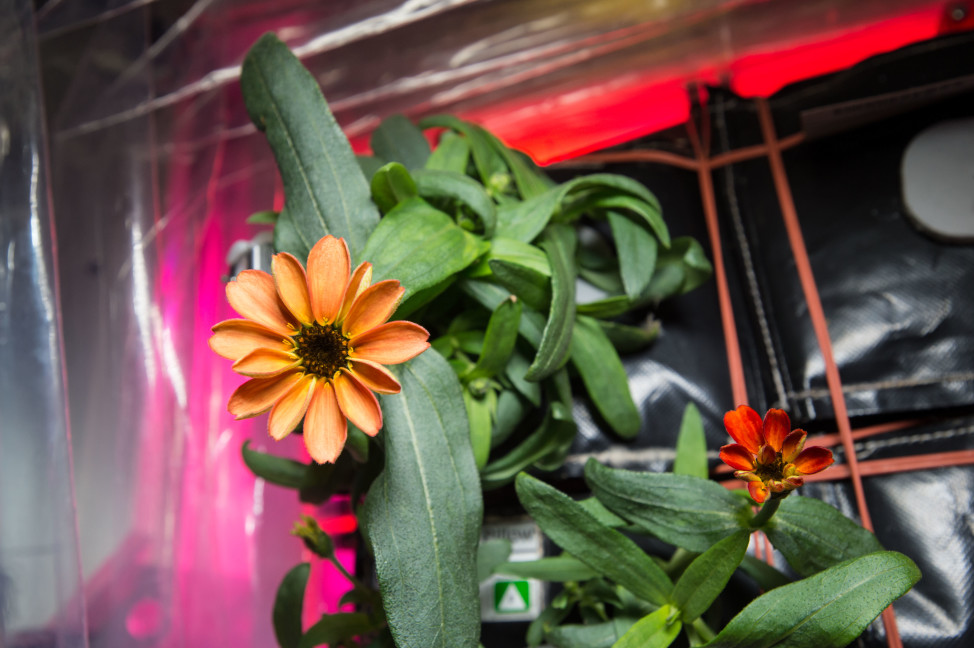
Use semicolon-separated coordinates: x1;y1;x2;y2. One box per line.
361;350;482;648
273;563;310;648
645;237;713;302
489;258;551;312
570;315;640;438
425;130;470;173
465;296;522;381
371;113;431;171
362;197;481;311
414;169;497;236
548;619;641;648
585;460;751;552
597;318;660;353
241;440;306;489
608;211;658;300
673;531;749;622
516;473;673;606
763;495;884;577
420;115;510;196
241;34;379;260
525;225;577;381
370;162;418;213
704;552;920;648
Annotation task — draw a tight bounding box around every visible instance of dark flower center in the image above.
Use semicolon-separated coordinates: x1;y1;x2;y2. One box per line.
292;323;349;379
753;454;785;482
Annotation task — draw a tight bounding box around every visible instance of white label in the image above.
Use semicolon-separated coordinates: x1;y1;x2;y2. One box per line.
480;517;545;622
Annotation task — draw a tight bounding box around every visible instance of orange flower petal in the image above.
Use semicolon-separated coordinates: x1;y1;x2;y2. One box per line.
342;280;405;338
307;236;351;324
748;481;769;504
349;358;402;394
723;405;764;454
227;371;303;419
781;429;807;463
272;252;314;325
226;270;295;337
333;369;382;437
763;408;791;452
232;347;301;377
757;444;776;466
268;375;315;440
791;446;834;475
337;262;373;323
209;319;290;360
350;321;430;365
303;380;347;464
719;444;755;471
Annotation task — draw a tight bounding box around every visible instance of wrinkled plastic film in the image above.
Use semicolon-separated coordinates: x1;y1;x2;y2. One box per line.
0;1;88;646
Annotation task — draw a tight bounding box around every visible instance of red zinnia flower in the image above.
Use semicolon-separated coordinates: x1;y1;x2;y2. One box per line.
719;405;834;504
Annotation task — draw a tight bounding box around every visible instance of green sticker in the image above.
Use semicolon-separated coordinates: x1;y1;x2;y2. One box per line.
494;581;530;613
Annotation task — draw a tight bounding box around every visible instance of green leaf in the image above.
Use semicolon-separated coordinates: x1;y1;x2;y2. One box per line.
491;389;528;447
585;460;751;552
482;128;550;199
515;473;674;606
504;351;542;407
570;315;641;438
465;296;522;381
762;495;885;577
486;237;551;276
299;612;375;648
363;197;481;308
672;403;707;479
370;162;418;213
598;319;660;353
612;606;681;648
525;225;577;381
241;441;305;489
705;551;920;648
463;388;492;470
477;538;512;582
608;211;658;300
421;115;510;196
247;209;279;224
371;113;431;171
425;130;471;173
547;622;624;648
673;531;749;622
738;555;792;591
489;259;551;312
273;563;310;648
357;155;386;181
645;237;713;302
482;402;576;489
576;497;627;528
575;295;633;319
527;604;572;647
587;195;669;248
495;188;564;242
360;350;482;648
241;34;379;260
495;555;598;582
414;169;497;237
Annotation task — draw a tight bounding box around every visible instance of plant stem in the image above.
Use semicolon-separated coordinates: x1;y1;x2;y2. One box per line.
329;554;368;590
691;618;716;643
750;497;782;528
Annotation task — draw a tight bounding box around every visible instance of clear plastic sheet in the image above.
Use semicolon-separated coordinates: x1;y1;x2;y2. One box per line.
18;0;970;646
0;1;87;645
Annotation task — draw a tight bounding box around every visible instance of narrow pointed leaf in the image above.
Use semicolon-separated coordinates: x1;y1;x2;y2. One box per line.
516;473;674;606
241;34;378;259
705;551;920;648
361;350;482;648
465;296;522;381
482;402;576;489
598;319;660;353
762;495;884;577
585;459;751;552
570;315;641;438
673;531;749;622
495;555;598;582
613;606;682;648
477;538;512;582
608;211;659;301
420;115;509;196
425;130;470;173
489;259;551;312
241;440;306;489
371;113;431;171
463;388;492;470
525;225;576;381
645;237;713;302
673;403;707;479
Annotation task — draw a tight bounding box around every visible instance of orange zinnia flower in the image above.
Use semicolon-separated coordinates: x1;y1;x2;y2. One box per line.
719;405;834;504
209;235;430;464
